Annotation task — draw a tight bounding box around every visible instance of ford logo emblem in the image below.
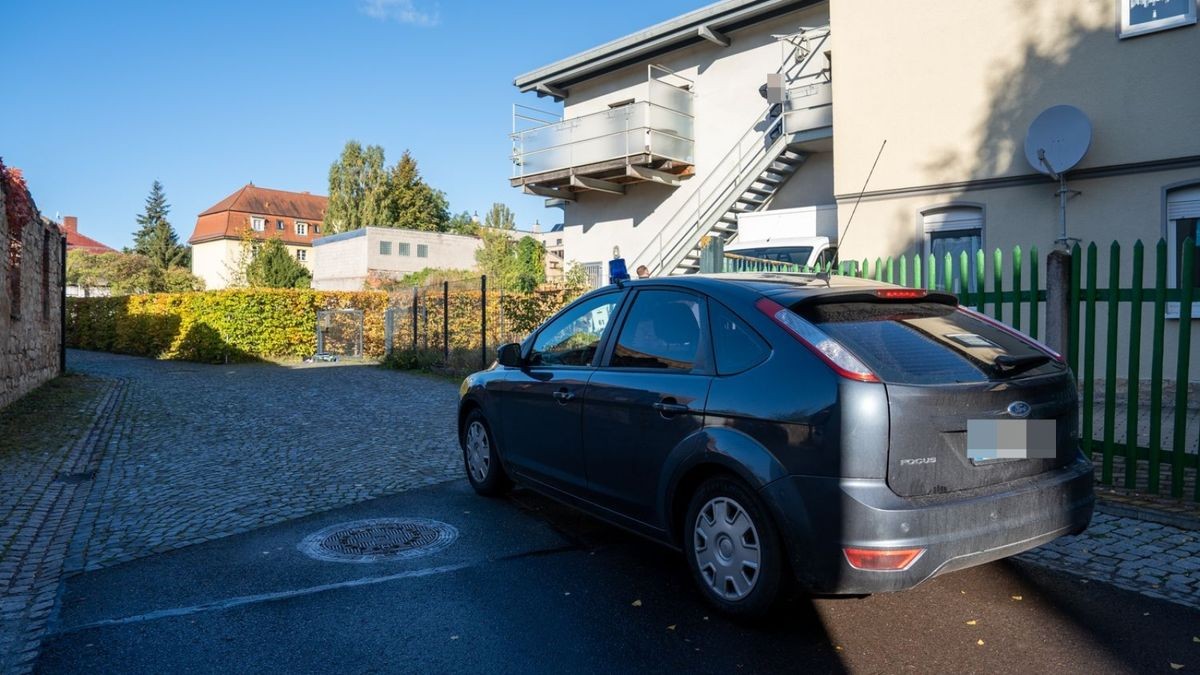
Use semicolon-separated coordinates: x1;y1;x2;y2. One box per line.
1007;401;1032;418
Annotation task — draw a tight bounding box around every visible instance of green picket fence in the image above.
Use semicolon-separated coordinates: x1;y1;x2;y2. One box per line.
721;239;1198;501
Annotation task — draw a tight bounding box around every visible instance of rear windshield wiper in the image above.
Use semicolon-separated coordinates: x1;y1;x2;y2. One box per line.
993;353;1052;376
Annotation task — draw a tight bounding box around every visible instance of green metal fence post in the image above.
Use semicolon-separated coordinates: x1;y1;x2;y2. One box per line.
928;254;936;291
914;255;922;289
899;255;908;288
1148;240;1167;494
975;249;986;312
1101;241;1121;485
1124;241;1144;489
993;248;1004;322
1012;246;1023;332
1172;237;1194;498
1030;246;1040;340
959;251;970;307
1068;243;1082;381
1082;244;1098;470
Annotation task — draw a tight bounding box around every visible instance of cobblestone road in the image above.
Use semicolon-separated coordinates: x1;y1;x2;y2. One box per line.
64;350;463;572
1;350;1198;673
0;350;463;673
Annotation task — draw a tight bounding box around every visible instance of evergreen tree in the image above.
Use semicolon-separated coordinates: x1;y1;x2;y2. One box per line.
133;180;171;255
143;220;189;271
382;150;449;231
245;238;312;288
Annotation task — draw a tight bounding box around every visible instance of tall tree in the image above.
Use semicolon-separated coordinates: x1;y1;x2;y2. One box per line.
382;150;449;231
446;211;478;236
132;180;170;255
327;143;449;233
245;238;312;288
326;141;390;234
514;236;547;292
483;202;516;231
143;220;189;270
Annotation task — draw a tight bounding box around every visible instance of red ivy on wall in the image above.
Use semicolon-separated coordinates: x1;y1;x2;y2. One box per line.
0;157;36;228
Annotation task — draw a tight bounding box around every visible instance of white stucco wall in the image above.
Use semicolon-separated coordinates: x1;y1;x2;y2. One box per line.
540;4;834;278
191;239;242;290
311;227;483;290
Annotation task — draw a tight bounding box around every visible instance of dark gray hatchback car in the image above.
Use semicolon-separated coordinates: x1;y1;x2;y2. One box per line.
457;273;1094;617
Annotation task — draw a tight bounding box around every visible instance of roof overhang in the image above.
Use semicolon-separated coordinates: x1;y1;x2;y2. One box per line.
513;0;818;99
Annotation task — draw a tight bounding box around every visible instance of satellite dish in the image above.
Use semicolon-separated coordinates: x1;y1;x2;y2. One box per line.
1024;105;1092;177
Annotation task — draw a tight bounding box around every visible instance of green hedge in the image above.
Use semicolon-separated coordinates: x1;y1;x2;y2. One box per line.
66;289;389;363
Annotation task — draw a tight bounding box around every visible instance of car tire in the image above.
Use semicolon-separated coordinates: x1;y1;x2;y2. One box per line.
683;476;785;618
461;409;511;497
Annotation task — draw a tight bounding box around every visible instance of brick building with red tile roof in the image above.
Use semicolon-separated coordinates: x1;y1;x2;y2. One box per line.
60;216;116;254
188;184;327;289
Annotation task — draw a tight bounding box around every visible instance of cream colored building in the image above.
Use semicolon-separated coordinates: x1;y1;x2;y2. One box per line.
311;227;484;290
511;0;1200;373
189;184;325;290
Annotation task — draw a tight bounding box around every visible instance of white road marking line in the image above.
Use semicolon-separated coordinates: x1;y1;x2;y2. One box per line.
57;562;473;635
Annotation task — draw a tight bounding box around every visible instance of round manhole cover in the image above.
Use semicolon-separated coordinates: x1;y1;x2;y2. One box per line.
298;518;458;563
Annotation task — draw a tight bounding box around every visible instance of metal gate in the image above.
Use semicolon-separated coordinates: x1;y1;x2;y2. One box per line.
316;309;364;359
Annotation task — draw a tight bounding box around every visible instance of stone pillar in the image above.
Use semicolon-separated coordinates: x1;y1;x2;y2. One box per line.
1045;248;1072;356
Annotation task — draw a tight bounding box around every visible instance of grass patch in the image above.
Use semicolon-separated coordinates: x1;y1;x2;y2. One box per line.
0;373;108;457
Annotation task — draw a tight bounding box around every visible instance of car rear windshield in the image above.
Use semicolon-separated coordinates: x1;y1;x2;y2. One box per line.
727;246;813;265
794;301;1062;384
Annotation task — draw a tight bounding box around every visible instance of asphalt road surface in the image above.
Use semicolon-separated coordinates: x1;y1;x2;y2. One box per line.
38;481;1200;674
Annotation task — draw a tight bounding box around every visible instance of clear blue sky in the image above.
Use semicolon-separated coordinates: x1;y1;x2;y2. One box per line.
0;0;696;248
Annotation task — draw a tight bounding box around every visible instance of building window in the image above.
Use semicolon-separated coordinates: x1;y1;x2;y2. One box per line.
1167;184;1200;318
922;205;984;294
417;244;428;258
314;224;321;234
295;249;307;262
583;261;603;288
380;241;392;255
251;217;265;232
296;221;309;236
276;219;285;230
398;242;411;256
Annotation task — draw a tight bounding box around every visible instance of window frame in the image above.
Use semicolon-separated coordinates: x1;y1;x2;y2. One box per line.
522;289;627;370
597;286;714;375
398;242;411;256
1164;180;1200;319
416;243;429;258
296;221;309;236
295;248;307;262
707;298;771;375
920;203;985;294
379;241;392;255
250;216;266;232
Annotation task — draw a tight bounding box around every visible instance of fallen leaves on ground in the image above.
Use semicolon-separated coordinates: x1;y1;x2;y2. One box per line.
966;620;978;626
631;599;642;607
977;639;985;646
1169;664;1184;671
1011;595;1023;601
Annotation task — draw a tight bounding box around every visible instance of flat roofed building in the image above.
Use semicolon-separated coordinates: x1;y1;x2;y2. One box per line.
311;227;483;290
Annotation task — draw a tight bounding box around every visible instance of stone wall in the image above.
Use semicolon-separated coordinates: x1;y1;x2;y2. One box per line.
1;166;65;410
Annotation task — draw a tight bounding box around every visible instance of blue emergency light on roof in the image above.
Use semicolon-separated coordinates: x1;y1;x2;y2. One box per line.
609;257;630;284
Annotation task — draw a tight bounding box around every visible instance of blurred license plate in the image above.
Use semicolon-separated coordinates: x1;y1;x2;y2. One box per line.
966;419;1056;461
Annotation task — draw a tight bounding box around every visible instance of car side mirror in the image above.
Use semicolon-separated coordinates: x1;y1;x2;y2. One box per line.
497;342;523;368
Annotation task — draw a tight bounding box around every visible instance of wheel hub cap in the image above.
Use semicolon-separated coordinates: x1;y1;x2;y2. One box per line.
693;496;761;601
465;421;490;483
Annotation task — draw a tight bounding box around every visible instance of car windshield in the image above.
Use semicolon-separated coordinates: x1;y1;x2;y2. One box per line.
795;301;1060;384
727;246;813;265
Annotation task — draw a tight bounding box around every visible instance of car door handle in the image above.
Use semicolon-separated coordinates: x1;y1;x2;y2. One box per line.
552;389;575;403
652;400;690;416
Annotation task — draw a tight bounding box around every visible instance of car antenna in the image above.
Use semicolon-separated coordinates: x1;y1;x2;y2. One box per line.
831;139;886;273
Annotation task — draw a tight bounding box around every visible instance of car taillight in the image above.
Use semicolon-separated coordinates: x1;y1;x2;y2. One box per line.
957;306;1065;363
755;297;880;383
843;547;925;571
874;288;927;300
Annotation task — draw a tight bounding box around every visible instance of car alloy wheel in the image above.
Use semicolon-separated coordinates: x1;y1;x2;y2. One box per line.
465;420;490;483
693;496;762;601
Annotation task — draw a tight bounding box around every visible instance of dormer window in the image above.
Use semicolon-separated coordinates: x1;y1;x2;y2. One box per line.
251;217;265;232
296;221;309;236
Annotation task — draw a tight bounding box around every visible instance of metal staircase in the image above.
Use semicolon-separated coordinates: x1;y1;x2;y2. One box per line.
630;26;831;276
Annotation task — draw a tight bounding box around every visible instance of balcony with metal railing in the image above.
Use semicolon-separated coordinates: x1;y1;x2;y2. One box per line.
510;66;695;200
